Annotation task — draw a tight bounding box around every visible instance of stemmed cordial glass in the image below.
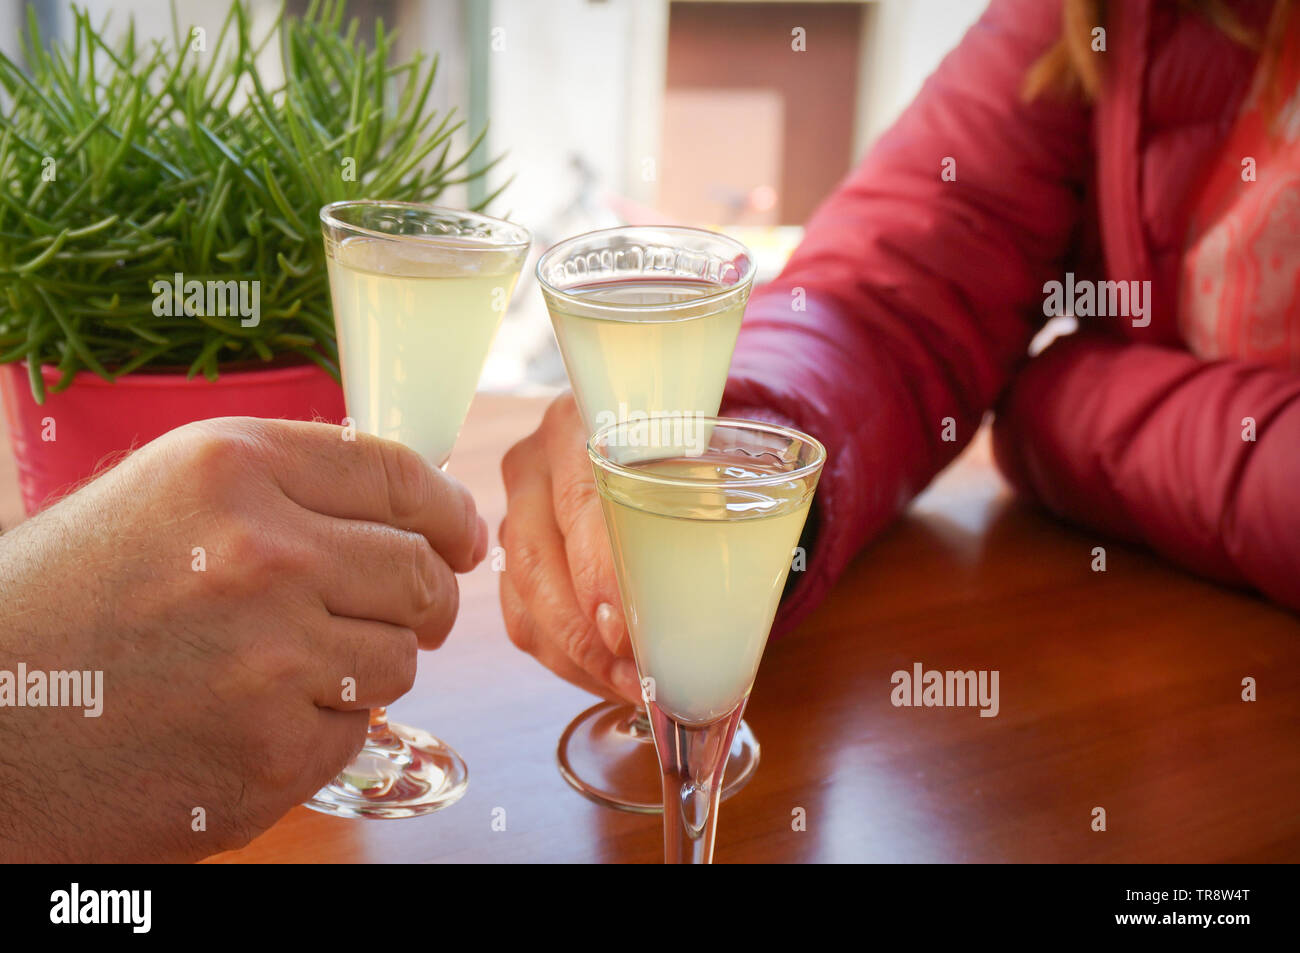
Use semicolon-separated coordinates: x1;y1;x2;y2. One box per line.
588;416;825;862
311;200;530;819
537;225;758;813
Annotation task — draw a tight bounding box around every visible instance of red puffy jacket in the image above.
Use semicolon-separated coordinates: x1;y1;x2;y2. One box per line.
723;0;1300;631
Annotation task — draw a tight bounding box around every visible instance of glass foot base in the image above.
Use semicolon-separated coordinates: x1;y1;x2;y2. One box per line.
305;720;468;819
556;701;758;814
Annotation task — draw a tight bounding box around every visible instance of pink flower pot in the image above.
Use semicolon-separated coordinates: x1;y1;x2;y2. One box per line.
1;360;346;515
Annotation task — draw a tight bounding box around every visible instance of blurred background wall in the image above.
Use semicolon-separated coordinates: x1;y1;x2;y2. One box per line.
2;0;988;391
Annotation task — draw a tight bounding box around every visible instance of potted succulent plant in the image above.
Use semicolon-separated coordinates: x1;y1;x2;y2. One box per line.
0;0;500;513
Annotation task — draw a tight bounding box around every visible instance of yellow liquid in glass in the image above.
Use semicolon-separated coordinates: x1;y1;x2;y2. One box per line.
548;279;744;435
326;236;519;464
596;456;814;725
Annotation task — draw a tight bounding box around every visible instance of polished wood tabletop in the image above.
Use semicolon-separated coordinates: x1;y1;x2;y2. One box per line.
2;394;1297;863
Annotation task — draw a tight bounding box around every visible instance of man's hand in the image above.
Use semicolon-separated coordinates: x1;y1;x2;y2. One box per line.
498;393;641;705
0;416;487;862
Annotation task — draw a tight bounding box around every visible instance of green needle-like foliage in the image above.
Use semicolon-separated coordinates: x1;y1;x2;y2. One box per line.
0;0;502;402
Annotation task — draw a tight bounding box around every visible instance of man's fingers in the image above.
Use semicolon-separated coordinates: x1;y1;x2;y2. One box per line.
297;708;370;800
310;617;420;711
245;418;486;573
307;515;459;645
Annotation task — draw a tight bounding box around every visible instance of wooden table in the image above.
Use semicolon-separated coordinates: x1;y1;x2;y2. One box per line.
3;395;1297;862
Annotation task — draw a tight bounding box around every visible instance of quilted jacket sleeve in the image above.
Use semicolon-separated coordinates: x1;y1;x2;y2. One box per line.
722;0;1091;633
993;332;1300;612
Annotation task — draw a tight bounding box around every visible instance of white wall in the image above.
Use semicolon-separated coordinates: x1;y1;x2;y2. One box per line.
393;0;473;211
477;0;990;390
11;0;987;222
483;0;989;222
56;0;261;51
0;0;28;63
26;0;284;93
856;0;988;154
483;0;667;236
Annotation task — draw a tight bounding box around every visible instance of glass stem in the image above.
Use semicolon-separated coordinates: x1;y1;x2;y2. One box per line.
646;700;747;864
628;706;655;742
368;706;391;742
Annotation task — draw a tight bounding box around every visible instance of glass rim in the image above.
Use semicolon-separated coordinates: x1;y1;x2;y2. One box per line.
319;199;532;250
587;415;827;490
536;224;756;318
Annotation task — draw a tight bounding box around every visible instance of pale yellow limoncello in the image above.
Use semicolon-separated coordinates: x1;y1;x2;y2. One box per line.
548;279;744;435
326;235;520;465
594;455;815;725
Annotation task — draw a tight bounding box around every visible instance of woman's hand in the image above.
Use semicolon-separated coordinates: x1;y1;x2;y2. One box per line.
498;393;642;705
